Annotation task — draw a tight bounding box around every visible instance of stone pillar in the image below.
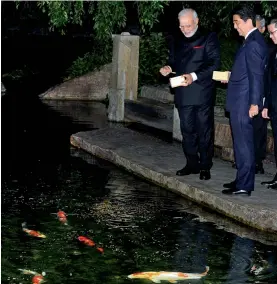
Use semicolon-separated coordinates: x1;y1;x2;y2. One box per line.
173;106;182;141
108;88;125;122
108;32;140;122
110;32;140;101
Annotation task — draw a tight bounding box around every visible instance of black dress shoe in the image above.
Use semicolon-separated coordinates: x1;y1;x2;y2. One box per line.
222;188;251;196
268;182;277;189
223;180;236;189
176;166;200;176
200;170;211;180
255;163;265;174
261;179;277;186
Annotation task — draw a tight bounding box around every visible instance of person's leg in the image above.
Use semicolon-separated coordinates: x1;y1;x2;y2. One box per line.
262;110;277;188
223;112;255;194
176;105;200;175
252;113;266;173
195;104;214;180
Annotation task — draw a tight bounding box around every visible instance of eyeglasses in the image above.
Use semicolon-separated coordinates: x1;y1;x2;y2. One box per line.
269;29;277;35
179;25;192;29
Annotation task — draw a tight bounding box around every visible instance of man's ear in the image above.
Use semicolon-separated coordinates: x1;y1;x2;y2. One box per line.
246;18;253;26
195;17;199;26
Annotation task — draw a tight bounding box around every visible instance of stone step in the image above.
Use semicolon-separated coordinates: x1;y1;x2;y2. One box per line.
124;97;275;163
125;97;173;132
140;85;174;103
140;85;226;117
125;97;173;119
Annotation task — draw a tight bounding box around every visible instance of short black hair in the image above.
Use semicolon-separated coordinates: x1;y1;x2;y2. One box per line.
232;5;256;26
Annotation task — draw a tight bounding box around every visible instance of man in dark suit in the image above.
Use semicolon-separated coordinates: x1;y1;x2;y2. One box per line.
222;6;268;196
253;15;268;174
159;8;220;180
232;14;268;174
261;18;277;189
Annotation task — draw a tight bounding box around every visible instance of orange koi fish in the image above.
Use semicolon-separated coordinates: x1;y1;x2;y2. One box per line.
57;210;68;225
128;266;209;283
32;274;45;284
78;236;95;247
22;223;46;239
96;247;104;253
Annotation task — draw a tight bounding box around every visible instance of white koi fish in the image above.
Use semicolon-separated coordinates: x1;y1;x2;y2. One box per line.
18;269;38;275
128;266;209;283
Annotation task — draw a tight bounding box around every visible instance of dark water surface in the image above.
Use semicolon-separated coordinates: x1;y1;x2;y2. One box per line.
1;97;277;284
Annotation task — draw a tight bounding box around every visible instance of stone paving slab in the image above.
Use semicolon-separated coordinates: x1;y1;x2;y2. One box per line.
70;127;277;233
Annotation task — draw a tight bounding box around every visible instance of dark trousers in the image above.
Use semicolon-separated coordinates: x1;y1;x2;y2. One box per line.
253;113;267;165
177;104;214;170
270;110;277;181
230;112;255;191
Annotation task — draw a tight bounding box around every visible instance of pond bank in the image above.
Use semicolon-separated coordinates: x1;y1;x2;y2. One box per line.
70;127;277;233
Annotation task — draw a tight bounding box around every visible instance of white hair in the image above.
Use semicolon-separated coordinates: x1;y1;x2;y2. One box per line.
269;18;277;28
256;15;266;28
178;8;198;21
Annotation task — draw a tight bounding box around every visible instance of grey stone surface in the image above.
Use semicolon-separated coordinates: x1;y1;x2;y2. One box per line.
173;106;182;141
108;88;125;122
140;85;174;103
71;127;277;233
123;94;275;161
40;64;111;101
125;98;173;120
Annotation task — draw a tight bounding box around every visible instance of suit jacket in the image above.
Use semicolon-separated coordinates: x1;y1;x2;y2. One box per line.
168;29;220;107
264;44;277;113
226;29;268;114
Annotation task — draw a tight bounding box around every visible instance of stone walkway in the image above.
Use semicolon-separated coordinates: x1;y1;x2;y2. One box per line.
70;127;277;233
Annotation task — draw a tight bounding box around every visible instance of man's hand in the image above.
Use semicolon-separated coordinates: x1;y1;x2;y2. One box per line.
220;71;231;84
249;105;259;118
262;108;270;119
181;74;193;86
159;66;172;76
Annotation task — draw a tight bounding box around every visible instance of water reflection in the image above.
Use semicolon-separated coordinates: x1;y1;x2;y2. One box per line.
1;99;277;284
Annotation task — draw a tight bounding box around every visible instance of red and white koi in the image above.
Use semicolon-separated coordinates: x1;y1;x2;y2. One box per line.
128;266;209;283
32;273;45;284
22;223;46;239
18;269;46;284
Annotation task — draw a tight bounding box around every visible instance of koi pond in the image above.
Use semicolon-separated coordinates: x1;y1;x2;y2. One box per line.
1;98;277;284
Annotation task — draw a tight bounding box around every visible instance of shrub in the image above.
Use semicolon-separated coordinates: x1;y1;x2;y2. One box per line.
138;33;168;88
64;39;112;80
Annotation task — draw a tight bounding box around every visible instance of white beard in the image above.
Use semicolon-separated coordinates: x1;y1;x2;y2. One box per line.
183;25;198;38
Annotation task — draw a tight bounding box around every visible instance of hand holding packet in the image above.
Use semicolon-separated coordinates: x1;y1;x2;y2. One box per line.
169;75;187;88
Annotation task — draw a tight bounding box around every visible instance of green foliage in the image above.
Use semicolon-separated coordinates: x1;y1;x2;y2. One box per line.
136;1;169;33
138;33;168;87
220;38;237;71
92;1;126;41
2;65;38;81
64;40;112;80
262;0;277;17
215;87;227;106
37;1;84;35
20;1;168;39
